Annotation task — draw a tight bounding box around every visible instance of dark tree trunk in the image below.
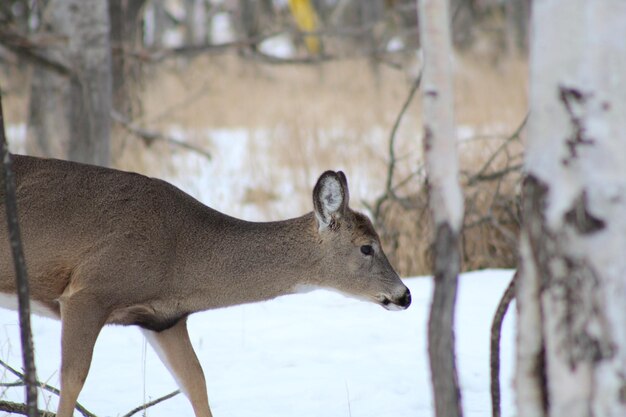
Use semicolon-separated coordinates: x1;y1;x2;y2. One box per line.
109;0;146;120
505;0;530;54
184;0;207;46
428;223;463;417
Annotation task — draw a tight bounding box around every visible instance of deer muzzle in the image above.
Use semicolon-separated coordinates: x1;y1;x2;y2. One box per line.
379;287;411;311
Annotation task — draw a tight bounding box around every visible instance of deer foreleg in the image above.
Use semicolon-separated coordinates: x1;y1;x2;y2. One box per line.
142;318;212;417
57;295;106;417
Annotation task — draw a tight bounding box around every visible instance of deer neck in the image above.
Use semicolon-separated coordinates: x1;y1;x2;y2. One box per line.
182;211;323;310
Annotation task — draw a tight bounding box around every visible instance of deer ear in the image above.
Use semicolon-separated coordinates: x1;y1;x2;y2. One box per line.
336;170;350;208
313;171;349;231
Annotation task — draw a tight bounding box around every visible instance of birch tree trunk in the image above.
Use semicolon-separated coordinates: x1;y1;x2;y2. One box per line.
417;1;464;417
517;1;626;417
26;0;112;166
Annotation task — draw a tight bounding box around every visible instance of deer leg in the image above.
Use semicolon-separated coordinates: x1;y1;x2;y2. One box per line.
142;318;212;417
57;294;107;417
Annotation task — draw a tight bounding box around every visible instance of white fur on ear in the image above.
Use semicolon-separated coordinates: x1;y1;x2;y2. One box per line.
320;176;342;214
313;172;345;230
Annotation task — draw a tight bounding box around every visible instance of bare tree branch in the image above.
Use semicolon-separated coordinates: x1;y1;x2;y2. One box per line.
0;380;26;387
111;110;212;161
0;400;54;417
470;164;523;183
0;27;72;77
465;114;527;186
0;355;179;417
490;271;517;417
386;73;422;197
0;358;96;417
366;72;422;222
120;389;181;417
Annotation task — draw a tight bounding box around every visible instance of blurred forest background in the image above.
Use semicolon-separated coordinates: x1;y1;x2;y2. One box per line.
0;0;529;276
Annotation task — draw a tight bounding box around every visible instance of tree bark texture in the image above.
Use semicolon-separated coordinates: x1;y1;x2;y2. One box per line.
505;0;530;54
517;1;626;417
109;0;146;120
428;223;463;417
27;0;112;166
184;0;207;46
417;1;465;417
0;400;54;417
490;272;517;417
0;96;38;416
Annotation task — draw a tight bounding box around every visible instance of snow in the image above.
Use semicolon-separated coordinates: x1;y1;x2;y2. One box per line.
0;270;516;417
210;12;235;45
259;35;296;59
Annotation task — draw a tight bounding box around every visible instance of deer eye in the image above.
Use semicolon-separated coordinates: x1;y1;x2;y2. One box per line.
360;245;374;256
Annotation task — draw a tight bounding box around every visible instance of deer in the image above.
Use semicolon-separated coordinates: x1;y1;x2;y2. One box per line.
0;154;411;417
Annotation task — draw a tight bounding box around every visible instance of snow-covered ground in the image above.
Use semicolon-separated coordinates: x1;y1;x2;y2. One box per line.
0;270;516;417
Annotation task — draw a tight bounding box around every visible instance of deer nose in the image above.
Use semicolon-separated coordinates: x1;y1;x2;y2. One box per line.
397;289;411;309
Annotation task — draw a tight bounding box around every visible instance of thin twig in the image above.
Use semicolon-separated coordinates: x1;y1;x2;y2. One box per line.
391;169;421;195
470;164;523;183
0;400;55;417
367;72;422;222
0;358;96;417
489;213;519;247
386;72;423;197
111;110;212;161
0;357;25;380
344;381;352;417
466;113;528;186
144;80;212;125
0;27;72;77
490;271;517;417
121;389;181;417
0;380;25;387
0;356;180;417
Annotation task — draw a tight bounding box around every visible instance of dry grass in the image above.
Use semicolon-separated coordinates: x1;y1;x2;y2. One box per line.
372;131;524;277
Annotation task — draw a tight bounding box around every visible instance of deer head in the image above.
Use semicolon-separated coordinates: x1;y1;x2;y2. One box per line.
309;170;411;310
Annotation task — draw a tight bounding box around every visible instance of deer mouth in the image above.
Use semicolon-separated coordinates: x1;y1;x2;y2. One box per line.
377;290;411;311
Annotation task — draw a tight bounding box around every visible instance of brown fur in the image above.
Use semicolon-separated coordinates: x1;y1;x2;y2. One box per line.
0;155;410;417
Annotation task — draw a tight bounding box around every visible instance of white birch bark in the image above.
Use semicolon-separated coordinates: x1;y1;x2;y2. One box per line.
418;0;463;232
517;1;626;417
417;1;464;417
